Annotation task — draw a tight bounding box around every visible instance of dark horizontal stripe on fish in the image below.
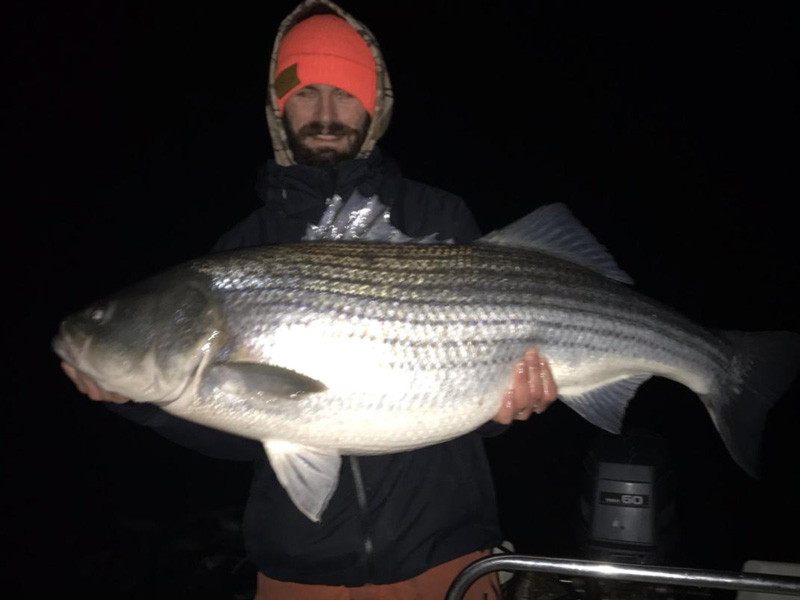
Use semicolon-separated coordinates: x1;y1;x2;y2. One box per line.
204;253;669;317
209;241;606;274
213;250;608;286
215;266;621;302
238;296;723;372
201;255;697;335
355;336;662;372
222;280;725;365
370;323;713;368
281;242;609;273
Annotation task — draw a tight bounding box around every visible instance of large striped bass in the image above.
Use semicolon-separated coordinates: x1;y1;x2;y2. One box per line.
52;204;800;521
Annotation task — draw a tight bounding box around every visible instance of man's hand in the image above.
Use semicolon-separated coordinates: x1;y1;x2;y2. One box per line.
494;349;557;424
60;361;129;404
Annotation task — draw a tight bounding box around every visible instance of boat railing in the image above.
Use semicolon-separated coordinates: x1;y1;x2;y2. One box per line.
446;555;800;600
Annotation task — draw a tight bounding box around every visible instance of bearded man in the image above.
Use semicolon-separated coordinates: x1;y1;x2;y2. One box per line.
61;2;558;598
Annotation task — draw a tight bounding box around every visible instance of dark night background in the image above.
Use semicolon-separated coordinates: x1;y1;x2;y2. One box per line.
3;1;799;598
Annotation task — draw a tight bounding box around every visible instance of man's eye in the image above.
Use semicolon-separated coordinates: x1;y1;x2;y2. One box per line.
335;89;354;99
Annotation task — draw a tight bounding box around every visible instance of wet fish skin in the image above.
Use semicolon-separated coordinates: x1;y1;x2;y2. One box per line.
53;204;800;521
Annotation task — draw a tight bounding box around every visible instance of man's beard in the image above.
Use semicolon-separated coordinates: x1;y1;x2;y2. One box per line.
284;117;371;170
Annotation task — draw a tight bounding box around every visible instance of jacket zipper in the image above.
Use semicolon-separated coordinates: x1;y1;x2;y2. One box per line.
348;456;375;581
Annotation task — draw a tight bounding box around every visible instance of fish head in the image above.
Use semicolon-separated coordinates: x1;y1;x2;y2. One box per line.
53;272;224;404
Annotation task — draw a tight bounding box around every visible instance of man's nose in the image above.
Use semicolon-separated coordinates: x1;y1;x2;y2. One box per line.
316;91;337;124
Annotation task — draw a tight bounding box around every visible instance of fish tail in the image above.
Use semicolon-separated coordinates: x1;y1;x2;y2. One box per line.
709;330;800;477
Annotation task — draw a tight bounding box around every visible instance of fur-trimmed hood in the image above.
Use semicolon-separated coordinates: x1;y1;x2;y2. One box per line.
266;0;394;166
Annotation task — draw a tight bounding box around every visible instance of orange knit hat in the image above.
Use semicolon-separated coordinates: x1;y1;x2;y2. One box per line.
274;14;377;117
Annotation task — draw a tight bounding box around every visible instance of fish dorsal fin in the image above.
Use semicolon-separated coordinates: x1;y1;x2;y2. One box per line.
264;440;341;522
479;203;633;284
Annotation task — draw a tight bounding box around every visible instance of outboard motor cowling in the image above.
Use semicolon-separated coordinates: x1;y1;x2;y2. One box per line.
578;432;677;565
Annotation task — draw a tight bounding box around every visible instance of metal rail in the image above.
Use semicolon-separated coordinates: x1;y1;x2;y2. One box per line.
446;555;800;600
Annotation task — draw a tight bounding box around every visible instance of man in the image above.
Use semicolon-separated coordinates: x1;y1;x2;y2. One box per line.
61;1;559;598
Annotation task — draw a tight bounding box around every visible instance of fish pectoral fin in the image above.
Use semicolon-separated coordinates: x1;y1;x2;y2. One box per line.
263;440;341;522
560;374;652;433
199;363;327;405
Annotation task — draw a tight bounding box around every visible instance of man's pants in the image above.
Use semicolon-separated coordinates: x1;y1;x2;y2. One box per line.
254;550;501;599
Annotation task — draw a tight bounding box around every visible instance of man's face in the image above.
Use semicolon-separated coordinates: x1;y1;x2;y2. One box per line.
283;84;370;169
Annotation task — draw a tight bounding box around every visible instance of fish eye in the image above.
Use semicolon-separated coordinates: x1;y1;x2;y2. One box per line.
86;302;114;324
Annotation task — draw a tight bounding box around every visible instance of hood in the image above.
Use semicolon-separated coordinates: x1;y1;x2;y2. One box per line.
266;0;394;167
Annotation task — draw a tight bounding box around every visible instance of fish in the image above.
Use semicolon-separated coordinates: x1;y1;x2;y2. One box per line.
52;203;800;521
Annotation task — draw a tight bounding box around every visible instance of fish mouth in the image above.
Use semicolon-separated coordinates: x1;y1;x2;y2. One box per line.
52;322;89;368
52;327;76;365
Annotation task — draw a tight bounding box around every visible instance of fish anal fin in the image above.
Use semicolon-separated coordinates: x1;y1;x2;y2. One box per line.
264;440;341;522
560;374;652;433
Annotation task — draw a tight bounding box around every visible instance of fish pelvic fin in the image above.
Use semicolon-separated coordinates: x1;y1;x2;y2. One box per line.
560;374;652;433
478;203;633;284
707;330;800;478
264;440;341;522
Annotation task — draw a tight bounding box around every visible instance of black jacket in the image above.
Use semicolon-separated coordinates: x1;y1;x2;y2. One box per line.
111;148;504;586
